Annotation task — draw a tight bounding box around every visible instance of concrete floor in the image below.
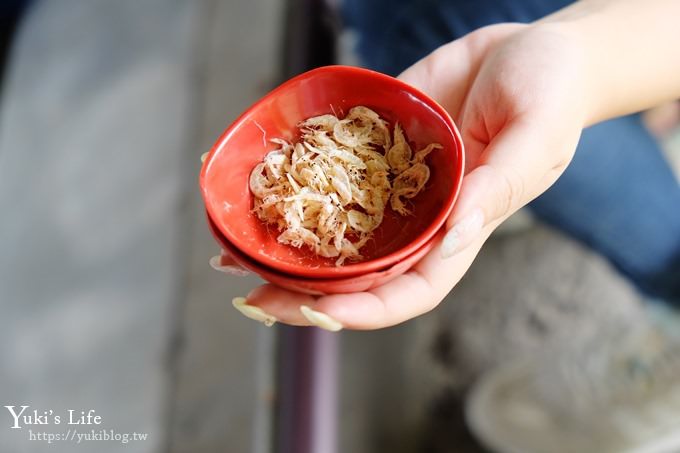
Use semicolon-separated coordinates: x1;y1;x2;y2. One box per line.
168;1;282;452
0;1;280;451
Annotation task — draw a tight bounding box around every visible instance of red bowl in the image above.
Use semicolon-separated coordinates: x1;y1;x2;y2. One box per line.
200;65;463;279
206;214;439;295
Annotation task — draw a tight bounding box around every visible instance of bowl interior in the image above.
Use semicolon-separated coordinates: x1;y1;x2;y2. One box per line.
201;66;463;277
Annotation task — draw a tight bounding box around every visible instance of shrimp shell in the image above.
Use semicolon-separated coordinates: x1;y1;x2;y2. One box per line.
249;163;272;198
386;122;413;174
390;163;431;215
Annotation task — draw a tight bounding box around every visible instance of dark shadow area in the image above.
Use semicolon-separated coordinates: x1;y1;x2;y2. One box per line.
0;0;32;96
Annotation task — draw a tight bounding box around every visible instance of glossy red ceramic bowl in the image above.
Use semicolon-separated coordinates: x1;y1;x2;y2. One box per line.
206;214;439;295
200;65;463;279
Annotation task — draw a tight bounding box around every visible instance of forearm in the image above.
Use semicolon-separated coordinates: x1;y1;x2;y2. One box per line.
540;0;680;126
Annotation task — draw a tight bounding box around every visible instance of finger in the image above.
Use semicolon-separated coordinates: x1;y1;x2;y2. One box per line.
238;284;318;327
240;226;496;330
235;284;332;328
305;225;498;329
209;249;250;276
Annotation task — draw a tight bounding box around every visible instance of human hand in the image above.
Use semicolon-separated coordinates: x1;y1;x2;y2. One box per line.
221;23;590;331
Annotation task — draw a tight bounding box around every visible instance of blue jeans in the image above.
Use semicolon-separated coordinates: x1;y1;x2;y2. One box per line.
343;0;680;301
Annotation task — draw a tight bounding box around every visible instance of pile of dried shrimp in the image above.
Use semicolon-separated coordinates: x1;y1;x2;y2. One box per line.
249;106;441;265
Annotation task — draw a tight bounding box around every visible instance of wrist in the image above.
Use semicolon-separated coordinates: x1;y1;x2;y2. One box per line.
536;1;613;126
537;0;680;125
524;21;599;128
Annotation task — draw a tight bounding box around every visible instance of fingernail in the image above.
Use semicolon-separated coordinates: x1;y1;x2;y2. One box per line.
210;256;250;276
300;305;343;332
200;152;209;163
232;297;276;327
441;208;485;258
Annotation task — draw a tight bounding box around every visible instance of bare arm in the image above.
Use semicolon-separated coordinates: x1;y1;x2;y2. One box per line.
541;0;680;125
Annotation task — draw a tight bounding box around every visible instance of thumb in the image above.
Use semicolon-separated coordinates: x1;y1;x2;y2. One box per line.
439;119;570;258
440;164;524;258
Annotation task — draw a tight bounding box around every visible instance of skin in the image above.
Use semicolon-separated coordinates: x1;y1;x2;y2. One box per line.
222;0;680;330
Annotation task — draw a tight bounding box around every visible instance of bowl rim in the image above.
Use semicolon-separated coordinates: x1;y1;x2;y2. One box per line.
200;65;464;277
206;211;440;288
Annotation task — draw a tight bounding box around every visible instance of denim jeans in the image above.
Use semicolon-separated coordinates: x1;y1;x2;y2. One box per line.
343;0;680;301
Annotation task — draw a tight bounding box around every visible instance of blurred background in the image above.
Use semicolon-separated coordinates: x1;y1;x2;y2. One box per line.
1;1;678;453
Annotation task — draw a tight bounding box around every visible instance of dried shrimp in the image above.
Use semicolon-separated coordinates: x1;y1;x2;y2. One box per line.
249;106;441;265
